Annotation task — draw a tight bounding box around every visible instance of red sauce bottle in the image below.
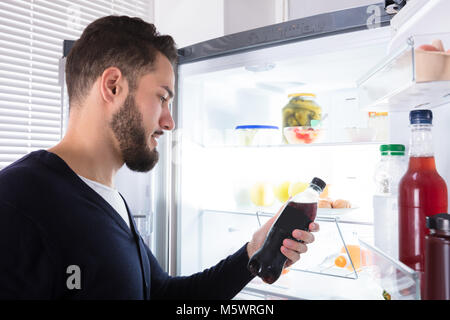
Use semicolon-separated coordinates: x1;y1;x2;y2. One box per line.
424;214;450;300
398;110;448;298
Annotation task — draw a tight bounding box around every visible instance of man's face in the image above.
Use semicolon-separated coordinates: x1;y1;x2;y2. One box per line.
110;53;175;172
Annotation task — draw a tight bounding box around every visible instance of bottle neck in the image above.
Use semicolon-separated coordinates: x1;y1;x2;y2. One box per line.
409;124;434;157
291;185;321;203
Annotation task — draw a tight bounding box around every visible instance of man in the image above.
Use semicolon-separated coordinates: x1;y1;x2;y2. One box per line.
0;16;318;299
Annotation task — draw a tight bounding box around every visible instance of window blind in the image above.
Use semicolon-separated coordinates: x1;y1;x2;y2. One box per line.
0;0;151;169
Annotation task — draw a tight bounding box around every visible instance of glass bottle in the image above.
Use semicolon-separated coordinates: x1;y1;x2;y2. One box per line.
398;109;448;295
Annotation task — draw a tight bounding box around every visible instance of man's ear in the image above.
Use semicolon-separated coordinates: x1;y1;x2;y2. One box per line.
100;67;126;103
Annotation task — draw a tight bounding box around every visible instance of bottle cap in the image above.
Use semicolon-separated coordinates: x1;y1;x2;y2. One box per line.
410;109;432;125
380;144;405;156
310;177;326;192
389;144;405;156
426;213;450;232
380;144;389;155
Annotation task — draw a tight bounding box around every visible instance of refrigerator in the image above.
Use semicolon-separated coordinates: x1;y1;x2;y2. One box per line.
163;1;450;300
59;0;450;300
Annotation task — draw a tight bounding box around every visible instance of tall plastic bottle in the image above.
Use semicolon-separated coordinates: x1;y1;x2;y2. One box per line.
398;109;448;295
373;144;407;259
247;177;326;284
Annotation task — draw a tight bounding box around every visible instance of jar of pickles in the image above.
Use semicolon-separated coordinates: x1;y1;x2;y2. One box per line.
282;93;322;143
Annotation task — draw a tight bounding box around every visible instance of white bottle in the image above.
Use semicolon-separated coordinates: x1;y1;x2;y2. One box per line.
373;144;407;259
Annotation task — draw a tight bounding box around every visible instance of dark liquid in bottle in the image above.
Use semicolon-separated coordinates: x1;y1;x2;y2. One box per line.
399;156;448;295
247;201;317;284
424;232;450;300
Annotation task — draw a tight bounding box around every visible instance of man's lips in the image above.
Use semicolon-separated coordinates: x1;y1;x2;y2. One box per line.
150;131;163;147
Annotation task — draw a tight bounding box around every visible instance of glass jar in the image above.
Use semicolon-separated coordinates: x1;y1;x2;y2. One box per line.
282;93;322;143
368;112;389;141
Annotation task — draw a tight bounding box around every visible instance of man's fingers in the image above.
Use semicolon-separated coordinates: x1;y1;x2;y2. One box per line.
292;229;315;244
309;222;320;232
283;238;307;254
280;245;300;264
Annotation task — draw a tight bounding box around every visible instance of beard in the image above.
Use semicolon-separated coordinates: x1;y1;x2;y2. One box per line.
110;93;159;172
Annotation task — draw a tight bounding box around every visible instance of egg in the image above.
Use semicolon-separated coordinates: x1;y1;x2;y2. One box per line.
318;199;332;208
332;199;351;209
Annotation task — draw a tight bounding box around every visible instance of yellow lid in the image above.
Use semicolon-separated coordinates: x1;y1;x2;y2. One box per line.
334;255;348;268
368;111;388;116
288;93;316;98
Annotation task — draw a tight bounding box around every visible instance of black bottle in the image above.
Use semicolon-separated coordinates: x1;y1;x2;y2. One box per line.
247;177;326;284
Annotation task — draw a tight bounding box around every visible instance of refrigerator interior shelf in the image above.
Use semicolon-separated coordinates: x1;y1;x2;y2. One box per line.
357;32;450;111
201;140;387;149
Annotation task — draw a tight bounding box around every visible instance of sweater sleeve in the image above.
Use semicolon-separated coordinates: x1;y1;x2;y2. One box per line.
147;243;255;300
0;200;55;299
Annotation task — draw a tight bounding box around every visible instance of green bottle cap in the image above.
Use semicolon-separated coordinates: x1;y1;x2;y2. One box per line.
379;144;405;156
389;144;405;156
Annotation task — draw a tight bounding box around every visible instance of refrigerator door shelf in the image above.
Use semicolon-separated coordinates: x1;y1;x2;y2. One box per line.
358;32;450;111
248;211;418;299
200;208;419;299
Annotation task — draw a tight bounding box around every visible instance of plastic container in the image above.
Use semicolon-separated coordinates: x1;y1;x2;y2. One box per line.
283;126;323;144
415;39;450;82
373;144;407;260
368;112;389;141
234;125;280;146
345;127;376;142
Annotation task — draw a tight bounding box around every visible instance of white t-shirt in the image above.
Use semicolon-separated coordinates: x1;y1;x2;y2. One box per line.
78;175;130;229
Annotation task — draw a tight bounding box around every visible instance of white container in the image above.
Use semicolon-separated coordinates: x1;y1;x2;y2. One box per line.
234;125;280;146
373;144;407;260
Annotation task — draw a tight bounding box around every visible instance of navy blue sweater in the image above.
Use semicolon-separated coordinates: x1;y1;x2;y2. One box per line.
0;150;254;299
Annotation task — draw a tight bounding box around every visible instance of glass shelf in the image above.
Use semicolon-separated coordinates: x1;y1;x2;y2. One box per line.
201;208;420;300
358;239;420;300
200;140;386;149
357;32;450;111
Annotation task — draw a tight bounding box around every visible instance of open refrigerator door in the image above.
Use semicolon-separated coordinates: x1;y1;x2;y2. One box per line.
170;4;423;300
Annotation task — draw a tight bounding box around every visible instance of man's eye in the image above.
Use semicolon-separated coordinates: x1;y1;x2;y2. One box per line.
160;96;168;103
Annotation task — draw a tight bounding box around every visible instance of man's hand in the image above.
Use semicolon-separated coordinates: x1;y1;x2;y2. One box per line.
246;206;320;268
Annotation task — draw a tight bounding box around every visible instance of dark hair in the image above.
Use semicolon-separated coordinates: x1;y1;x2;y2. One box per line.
65;15;177;107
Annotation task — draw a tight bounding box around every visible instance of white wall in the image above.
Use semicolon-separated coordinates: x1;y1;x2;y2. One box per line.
224;0;285;35
288;0;382;20
153;0;224;48
153;0;384;48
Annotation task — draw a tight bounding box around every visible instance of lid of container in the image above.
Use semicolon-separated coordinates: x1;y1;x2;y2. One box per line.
288;93;316;98
235;125;279;130
380;144;389;154
410;109;432;125
310;177;326;192
426;213;450;232
380;144;405;156
389;144;406;156
369;112;388;117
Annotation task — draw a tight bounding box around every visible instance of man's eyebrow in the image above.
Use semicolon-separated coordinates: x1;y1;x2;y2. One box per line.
161;86;174;99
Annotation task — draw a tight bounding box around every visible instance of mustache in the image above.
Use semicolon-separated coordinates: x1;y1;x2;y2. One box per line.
152;130;164;137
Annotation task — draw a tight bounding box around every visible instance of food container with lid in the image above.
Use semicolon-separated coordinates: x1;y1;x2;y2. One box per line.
234;125;280;146
282;93;321;137
283;126;324;144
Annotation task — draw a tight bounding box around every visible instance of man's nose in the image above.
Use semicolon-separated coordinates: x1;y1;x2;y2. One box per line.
160;107;175;131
